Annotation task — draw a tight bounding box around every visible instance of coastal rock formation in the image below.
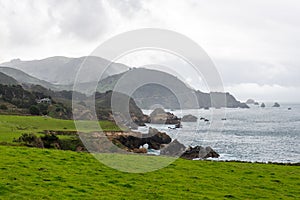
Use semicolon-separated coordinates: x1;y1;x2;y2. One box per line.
246;99;255;104
273;102;280;107
261;103;266;108
149;108;180;124
181;114;198;122
160;139;187;156
111;128;171;151
246;99;259;105
180;146;220;160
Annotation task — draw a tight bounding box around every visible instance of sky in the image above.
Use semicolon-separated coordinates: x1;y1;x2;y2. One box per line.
0;0;300;102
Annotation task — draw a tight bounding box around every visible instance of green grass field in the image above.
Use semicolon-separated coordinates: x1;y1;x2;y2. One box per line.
0;115;299;199
0;115;120;143
0;146;299;199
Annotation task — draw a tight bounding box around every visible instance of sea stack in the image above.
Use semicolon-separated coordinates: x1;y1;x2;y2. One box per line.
273;102;280;107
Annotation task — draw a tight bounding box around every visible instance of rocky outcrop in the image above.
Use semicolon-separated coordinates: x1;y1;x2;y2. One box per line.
181;114;198;122
161;139;220;160
273;102;280;107
94;91;150;127
246;99;259;105
160;139;186;157
261;103;266;108
180;146;220;160
246;99;255;104
149;108;180;124
111;128;172;151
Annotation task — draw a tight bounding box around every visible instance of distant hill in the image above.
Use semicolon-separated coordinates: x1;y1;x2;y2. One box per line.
0;66;66;90
0;72;18;85
96;68;249;109
1;57;248;109
1;56;129;85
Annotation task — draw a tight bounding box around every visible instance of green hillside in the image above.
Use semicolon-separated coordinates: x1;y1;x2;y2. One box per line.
0;145;299;199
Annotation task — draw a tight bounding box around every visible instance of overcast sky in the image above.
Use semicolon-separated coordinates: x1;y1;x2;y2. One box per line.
0;0;300;102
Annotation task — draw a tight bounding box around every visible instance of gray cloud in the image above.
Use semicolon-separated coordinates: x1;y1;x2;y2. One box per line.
48;0;109;41
0;0;299;101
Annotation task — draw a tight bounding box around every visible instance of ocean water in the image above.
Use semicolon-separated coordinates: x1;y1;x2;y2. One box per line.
139;103;300;163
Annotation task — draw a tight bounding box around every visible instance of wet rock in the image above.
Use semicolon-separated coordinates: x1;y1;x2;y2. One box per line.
246;99;255;104
149;108;180;124
182;114;198;122
180;146;220;160
160;139;186;157
273;102;280;107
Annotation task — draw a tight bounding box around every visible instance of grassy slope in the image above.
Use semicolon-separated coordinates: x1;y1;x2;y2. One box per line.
0;115;299;199
0;115;120;143
0;146;299;199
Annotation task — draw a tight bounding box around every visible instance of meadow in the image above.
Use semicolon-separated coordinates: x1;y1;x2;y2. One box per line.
0;115;299;199
0;115;120;143
0;146;299;199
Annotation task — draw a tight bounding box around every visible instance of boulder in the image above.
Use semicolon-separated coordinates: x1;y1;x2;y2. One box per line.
261;103;266;108
182;114;198;122
149;108;180;124
144;128;172;150
160;139;186;157
273;102;280;107
180;146;220;160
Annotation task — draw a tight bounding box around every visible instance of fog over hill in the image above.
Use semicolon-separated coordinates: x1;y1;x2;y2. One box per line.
1;56;248;109
1;56;129;85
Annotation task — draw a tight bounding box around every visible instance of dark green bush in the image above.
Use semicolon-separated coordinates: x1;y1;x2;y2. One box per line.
29;105;40;115
13;133;44;148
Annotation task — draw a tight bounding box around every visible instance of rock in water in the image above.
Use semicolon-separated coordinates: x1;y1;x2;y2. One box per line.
180;146;220;160
261;103;266;108
160;139;186;157
149;108;180;124
273;102;280;107
246;99;255;104
181;114;198;122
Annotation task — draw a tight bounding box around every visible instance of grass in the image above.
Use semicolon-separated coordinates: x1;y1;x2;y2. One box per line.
0;145;299;199
0;114;299;199
0;115;121;143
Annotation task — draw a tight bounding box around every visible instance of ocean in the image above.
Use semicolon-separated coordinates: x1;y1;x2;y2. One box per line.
139;103;300;163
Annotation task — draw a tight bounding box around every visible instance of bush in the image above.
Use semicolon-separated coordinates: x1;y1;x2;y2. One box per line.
29;105;40;115
0;104;8;110
41;133;59;148
13;133;44;148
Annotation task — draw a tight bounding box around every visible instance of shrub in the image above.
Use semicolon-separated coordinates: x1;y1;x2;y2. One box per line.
13;133;44;148
41;133;60;148
29;105;40;115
